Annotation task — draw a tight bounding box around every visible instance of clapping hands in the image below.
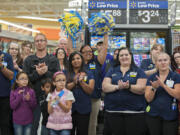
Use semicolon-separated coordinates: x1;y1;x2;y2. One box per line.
35;62;48;75
117;80;130;90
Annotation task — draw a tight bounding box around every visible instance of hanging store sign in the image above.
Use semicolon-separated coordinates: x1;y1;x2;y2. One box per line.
88;0;127;24
129;0;168;24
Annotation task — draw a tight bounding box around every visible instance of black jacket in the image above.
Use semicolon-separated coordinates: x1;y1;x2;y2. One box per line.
39;92;49;125
23;53;59;102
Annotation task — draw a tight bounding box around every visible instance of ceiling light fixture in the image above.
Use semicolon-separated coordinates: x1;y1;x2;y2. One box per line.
16;16;58;22
0;20;40;33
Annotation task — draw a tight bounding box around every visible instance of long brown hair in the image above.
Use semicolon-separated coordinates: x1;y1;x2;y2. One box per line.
12;71;32;90
7;42;23;66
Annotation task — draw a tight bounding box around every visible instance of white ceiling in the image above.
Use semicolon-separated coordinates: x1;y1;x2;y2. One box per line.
0;0;179;24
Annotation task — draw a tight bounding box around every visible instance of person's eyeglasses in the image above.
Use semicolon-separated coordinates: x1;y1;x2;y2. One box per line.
58;51;64;54
25;45;31;48
10;48;18;51
55;79;66;82
35;40;46;43
175;56;180;60
18;78;28;81
82;51;93;54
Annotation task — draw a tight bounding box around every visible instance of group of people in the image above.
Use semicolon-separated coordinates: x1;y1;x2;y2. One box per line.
0;32;180;135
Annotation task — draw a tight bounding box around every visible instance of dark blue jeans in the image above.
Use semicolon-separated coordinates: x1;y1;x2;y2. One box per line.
13;123;32;135
41;125;49;135
31;105;41;135
49;129;70;135
0;97;13;135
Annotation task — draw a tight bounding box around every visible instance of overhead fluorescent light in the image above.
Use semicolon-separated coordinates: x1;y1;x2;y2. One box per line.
0;20;40;33
16;16;58;22
64;8;88;11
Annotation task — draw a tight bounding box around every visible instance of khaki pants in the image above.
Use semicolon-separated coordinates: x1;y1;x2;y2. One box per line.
88;98;101;135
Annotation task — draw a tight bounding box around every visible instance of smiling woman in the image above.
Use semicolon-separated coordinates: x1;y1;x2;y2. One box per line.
66;51;95;135
7;42;23;84
102;47;147;135
145;52;180;135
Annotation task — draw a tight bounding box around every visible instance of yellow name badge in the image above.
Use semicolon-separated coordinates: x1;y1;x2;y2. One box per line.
89;63;96;69
130;72;137;77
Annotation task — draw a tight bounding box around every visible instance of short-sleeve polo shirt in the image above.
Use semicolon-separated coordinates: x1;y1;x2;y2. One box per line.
140;58;155;71
146;71;180;120
84;57;102;99
71;70;94;114
0;52;14;97
104;65;147;111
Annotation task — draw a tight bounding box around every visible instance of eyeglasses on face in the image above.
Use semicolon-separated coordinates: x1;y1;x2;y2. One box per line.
175;56;180;60
58;51;65;54
18;78;28;81
10;48;18;51
35;40;46;43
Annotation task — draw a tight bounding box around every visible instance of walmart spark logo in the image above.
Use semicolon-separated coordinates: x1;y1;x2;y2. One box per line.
130;1;136;8
89;1;96;9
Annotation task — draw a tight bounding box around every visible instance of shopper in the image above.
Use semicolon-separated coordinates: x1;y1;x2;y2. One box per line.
23;33;59;135
58;38;68;55
21;41;33;61
0;49;14;135
66;51;95;135
46;71;75;135
102;47;147;135
40;78;53;135
140;44;164;76
145;52;180;135
8;42;23;84
10;71;37;135
55;48;68;72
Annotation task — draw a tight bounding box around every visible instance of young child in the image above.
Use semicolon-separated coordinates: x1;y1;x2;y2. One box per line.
40;78;53;135
10;71;37;135
46;71;75;135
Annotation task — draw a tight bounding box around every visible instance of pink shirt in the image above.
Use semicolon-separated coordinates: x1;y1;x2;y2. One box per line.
46;88;75;130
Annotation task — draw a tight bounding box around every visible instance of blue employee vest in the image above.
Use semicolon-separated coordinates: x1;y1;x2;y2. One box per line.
84;58;102;99
140;58;155;71
104;65;147;111
71;70;94;114
101;54;114;79
0;52;14;97
146;71;180;120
